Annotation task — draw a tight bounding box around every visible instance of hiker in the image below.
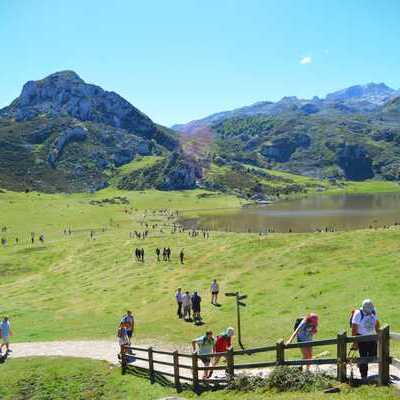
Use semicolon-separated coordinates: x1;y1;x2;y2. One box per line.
166;247;171;261
162;247;167;261
287;313;319;370
39;234;45;244
121;310;135;344
176;288;183;319
192;331;215;379
182;291;192;321
155;248;160;261
210;279;219;305
140;248;144;262
191;291;202;324
210;327;235;377
351;299;380;383
179;249;184;264
0;317;12;354
117;321;130;358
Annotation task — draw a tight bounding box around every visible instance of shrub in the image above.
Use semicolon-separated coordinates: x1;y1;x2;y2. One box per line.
267;366;333;392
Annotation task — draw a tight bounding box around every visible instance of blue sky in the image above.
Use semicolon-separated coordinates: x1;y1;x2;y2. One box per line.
1;0;400;126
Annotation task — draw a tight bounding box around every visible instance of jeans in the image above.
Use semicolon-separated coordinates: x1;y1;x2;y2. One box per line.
177;302;182;318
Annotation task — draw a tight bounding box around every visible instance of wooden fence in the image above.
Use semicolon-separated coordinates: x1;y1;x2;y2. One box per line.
121;325;399;392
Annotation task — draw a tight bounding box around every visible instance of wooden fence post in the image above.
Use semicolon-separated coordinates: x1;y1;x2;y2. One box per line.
276;340;285;366
226;348;235;380
121;347;127;375
173;351;181;392
377;325;390;386
192;353;199;392
148;347;155;384
336;330;347;383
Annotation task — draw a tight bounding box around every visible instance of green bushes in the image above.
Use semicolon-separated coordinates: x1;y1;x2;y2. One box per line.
227;367;333;393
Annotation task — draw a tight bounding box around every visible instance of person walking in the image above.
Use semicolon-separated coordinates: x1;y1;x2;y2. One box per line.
287;313;319;371
175;288;183;319
191;291;202;325
192;331;215;380
155;248;160;261
0;317;12;354
140;248;145;262
351;299;380;383
210;279;219;305
121;311;135;344
182;291;192;321
179;249;184;264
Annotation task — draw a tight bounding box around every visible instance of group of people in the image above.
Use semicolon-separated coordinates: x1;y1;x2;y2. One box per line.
288;299;379;383
175;280;220;325
192;327;235;379
134;248;145;262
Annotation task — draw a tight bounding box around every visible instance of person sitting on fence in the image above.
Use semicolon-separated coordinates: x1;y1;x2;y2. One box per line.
351;299;380;383
287;313;319;370
209;327;235;378
192;331;215;380
182;291;192;321
117;321;130;359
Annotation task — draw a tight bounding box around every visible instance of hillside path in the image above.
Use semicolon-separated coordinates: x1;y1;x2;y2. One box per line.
8;340;400;388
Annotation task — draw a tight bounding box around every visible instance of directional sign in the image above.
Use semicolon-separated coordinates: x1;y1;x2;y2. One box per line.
238;301;247;307
225;292;237;297
238;295;248;301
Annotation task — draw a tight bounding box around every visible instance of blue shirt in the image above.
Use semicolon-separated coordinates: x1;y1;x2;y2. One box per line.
1;321;10;336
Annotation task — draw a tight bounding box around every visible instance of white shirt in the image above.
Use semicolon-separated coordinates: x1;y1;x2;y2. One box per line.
352;309;378;335
176;291;183;303
182;293;191;307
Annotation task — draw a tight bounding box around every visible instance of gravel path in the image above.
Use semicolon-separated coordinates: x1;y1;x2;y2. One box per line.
8;340;400;387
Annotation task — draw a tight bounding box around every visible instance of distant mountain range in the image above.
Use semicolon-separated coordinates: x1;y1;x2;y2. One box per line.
172;82;400;134
1;73;400;197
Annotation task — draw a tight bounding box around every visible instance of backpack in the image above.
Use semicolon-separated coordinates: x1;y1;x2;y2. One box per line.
349;308;376;328
294;317;304;331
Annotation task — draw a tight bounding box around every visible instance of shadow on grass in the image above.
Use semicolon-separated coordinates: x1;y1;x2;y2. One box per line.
17;246;47;254
125;365;227;394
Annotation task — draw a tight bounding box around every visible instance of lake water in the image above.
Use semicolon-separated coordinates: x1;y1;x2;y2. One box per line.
181;193;400;233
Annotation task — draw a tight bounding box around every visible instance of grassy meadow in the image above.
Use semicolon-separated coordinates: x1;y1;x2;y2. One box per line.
1;357;398;400
1;183;400;399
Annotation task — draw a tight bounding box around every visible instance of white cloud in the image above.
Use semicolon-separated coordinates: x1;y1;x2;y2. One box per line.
300;56;312;65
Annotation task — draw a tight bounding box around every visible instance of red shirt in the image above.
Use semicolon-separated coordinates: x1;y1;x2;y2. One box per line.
214;335;231;353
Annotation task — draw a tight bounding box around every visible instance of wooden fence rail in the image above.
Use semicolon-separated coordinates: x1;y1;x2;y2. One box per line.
121;325;397;392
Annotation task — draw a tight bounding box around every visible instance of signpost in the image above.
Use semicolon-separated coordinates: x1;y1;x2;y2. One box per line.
225;291;247;349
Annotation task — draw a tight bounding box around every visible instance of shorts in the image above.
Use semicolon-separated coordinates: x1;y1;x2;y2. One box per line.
192;306;200;313
2;336;9;344
199;355;211;365
212;291;219;295
127;330;133;338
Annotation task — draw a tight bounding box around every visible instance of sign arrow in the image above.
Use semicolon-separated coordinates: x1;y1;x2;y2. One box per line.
238;295;248;300
238;301;247;307
225;292;237;297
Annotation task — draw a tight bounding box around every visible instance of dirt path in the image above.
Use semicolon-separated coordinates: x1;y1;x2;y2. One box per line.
9;340;400;387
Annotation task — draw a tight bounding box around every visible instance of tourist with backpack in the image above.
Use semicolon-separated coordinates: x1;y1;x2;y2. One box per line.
209;327;235;377
351;299;380;383
287;313;319;370
121;310;134;344
192;331;215;379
